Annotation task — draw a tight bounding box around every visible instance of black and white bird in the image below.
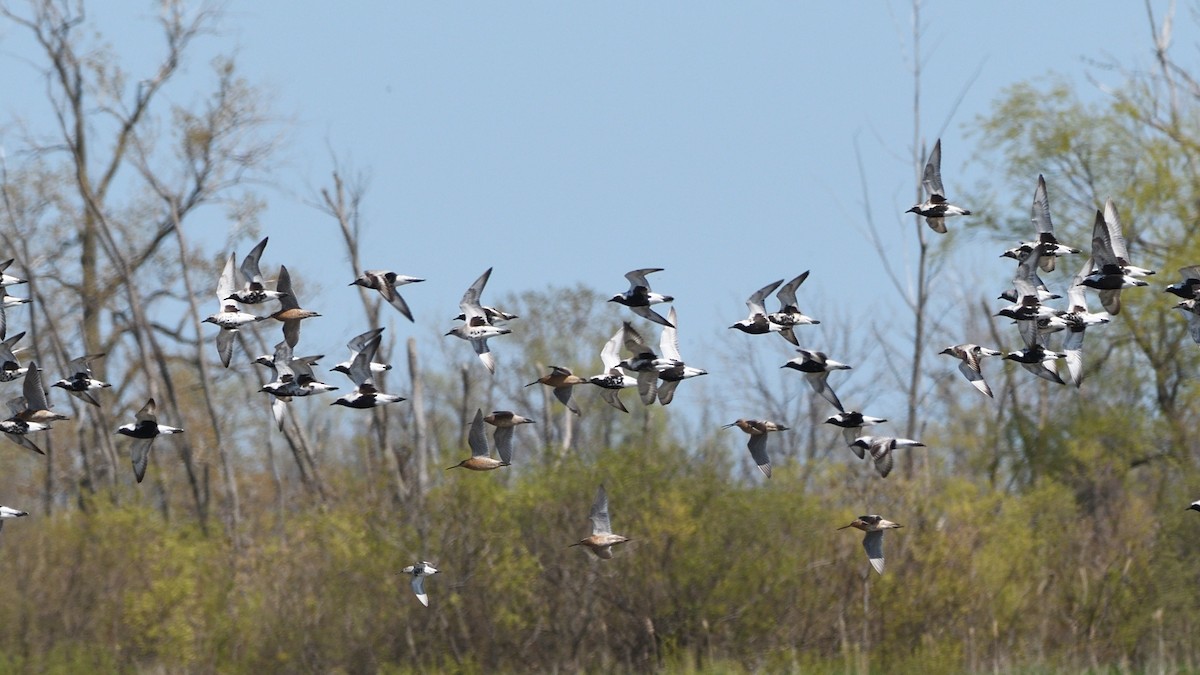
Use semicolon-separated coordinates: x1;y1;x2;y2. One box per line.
939;344;1003;398
1004;319;1067;385
609;268;674;327
850;435;925;478
116;398;184;483
585;328;638;413
1060;257;1110;387
766;272;820;345
203;253;260;367
0;331;29;383
261;341;338;430
824;411;888;448
401;561;439;607
227;237;287;305
1165;265;1200;300
1001;174;1079;272
906;138;971;233
781;348;851;411
52;353;111;407
330;334;404;409
1081;201;1152;314
446;268;512;374
350;270;424;322
729;279;784;336
331;327;392;376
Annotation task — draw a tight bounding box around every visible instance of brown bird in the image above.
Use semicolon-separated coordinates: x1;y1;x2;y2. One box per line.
722;419;788;478
526;366;585;415
447;408;511;471
838;514;903;575
483;410;535;463
570;484;630;559
262;265;321;348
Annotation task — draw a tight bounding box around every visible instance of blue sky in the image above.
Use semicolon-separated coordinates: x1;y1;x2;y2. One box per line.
0;1;1167;416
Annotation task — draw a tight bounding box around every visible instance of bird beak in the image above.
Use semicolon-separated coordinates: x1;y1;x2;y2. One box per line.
720;423;736;429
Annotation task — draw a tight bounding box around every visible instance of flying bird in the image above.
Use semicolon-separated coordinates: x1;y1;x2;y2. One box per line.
330;334;403;409
1001;174;1079;272
824;411;888;447
447;408;511;471
483;410;536;465
585;327;638;413
227;237;287;305
722;419;788;478
52;353;111;407
850;435;925;478
609;268;674;327
401;561;439;607
767;272;820;345
115;398;184;483
261;341;338;430
527;366;586;416
1081;202;1151;314
350;270;425;322
263;265;322;349
781;348;851;411
729;279;784;336
203;253;261;367
446;268;512;374
838;514;903;575
331;327;392;376
570;484;630;559
0;331;30;383
939;344;1003;398
906;138;971;233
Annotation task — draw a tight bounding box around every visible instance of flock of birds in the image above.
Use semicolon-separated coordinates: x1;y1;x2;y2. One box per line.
2;139;1200;605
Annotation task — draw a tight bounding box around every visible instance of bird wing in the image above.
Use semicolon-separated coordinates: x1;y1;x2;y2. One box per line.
271;397;288;432
870;442;894;478
468;409;491;459
0;330;24;363
129;437;153;483
275;265;299;311
659;307;681;361
630;305;673;327
472;339;497;374
599;328;623;371
347;327;385;356
636;370;658;405
1090;209;1118;268
348;335;381;387
4;432;43;456
411;575;429;607
656;379;679;406
216;329;236;368
553;386;580;416
957;359;993;398
1102;199;1131;261
775;271;809;311
863;530;886;574
382;289;415;322
624;268;662;292
493;426;516;466
22;364;51;412
459;268;493;321
921;138;945;198
747;433;772;478
589;485;612;535
746;280;783;317
1031;174;1053;235
597;387;629;413
622;322;651;356
240;236;269;285
1067;257;1092;312
216;253;237;306
805;371;844;412
1063;329;1085;387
